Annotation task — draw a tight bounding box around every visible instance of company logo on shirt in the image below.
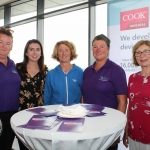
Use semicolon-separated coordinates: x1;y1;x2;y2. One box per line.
120;7;149;31
72;79;77;82
99;76;108;81
12;69;18;74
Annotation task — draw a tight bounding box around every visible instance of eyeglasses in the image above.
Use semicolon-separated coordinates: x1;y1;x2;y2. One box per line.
0;27;14;33
134;50;150;57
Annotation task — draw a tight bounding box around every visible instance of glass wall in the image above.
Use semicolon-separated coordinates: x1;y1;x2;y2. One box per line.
87;3;108;65
0;6;4;26
6;0;108;70
44;8;88;70
96;4;107;36
10;22;36;63
1;0;109;69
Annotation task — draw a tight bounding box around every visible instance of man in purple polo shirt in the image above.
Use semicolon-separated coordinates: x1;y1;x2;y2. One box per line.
81;34;127;150
0;27;21;150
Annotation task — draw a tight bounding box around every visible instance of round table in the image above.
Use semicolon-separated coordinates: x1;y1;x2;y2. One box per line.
11;105;127;150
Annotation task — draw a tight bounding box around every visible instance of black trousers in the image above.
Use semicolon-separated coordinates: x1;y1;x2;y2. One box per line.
107;144;118;150
18;138;29;150
0;111;17;150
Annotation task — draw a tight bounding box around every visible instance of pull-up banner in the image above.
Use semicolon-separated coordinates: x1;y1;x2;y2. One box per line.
108;0;150;80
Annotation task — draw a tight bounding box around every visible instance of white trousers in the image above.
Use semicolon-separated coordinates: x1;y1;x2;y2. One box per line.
128;137;150;150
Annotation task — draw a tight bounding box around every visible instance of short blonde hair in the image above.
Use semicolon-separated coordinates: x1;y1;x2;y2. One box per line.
132;40;150;66
51;40;78;61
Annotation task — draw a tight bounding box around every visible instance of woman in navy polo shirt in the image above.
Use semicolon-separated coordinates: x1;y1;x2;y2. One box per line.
0;27;21;149
81;34;128;150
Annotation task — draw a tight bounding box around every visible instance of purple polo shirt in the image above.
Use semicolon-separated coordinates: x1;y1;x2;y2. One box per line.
0;57;21;112
81;59;127;109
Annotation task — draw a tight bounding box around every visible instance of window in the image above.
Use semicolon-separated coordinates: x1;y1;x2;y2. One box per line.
96;4;107;36
44;8;88;70
0;6;4;26
10;22;36;64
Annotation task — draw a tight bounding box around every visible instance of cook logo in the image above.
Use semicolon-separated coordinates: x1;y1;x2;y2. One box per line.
120;7;149;31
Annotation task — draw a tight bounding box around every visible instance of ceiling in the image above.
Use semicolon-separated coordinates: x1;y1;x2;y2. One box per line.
0;0;17;6
0;0;88;20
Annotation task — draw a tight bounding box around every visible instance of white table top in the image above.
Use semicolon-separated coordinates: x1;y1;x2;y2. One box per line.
11;105;127;150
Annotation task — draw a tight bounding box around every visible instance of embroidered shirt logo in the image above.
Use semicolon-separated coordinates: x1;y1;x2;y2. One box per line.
12;69;18;74
99;76;108;81
72;79;77;82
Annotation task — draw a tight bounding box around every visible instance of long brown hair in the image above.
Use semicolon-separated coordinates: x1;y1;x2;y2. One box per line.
21;39;45;75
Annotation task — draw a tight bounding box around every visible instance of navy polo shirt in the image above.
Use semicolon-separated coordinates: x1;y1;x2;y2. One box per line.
81;59;128;109
0;57;21;112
